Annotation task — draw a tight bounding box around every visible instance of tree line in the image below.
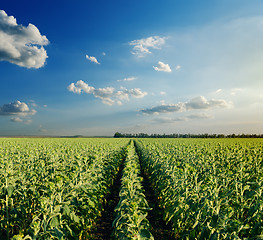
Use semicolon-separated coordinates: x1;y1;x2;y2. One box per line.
114;132;263;138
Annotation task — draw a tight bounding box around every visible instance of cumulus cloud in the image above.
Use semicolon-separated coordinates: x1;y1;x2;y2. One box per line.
0;100;36;116
122;87;148;99
129;36;166;58
141;96;230;114
93;87;116;105
153;61;172;72
67;80;95;94
184;96;229;110
117;77;136;82
86;54;100;64
0;10;49;68
3;101;36;124
68;80;147;105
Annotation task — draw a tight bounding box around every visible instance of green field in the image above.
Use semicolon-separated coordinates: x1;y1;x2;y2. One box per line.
0;138;262;239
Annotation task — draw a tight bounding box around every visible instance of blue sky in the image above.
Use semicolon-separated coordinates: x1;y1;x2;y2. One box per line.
1;0;263;136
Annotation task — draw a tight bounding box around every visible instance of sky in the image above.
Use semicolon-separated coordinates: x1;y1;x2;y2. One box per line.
0;0;263;136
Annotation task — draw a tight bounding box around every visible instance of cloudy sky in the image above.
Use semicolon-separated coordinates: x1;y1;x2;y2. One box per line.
1;0;263;136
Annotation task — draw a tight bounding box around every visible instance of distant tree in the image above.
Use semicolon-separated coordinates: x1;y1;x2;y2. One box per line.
114;132;122;138
113;132;263;138
217;134;225;138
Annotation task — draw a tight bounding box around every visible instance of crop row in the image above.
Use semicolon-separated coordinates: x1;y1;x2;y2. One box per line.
112;140;153;239
1;138;262;239
0;138;129;240
135;139;263;239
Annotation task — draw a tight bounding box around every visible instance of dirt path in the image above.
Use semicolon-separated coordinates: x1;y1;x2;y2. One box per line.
141;171;175;239
134;141;175;239
88;161;124;240
89;141;175;239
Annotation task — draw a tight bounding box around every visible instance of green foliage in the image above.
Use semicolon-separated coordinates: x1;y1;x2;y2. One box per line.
135;138;263;239
0;138;129;239
112;141;153;240
1;137;262;239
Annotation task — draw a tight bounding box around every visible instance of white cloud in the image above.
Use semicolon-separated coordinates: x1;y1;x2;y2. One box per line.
0;100;36;116
68;80;147;105
0;10;49;68
189;96;230;109
67;83;82;94
10;117;23;122
160;91;166;95
152;113;212;124
86;54;100;64
122;87;148;98
231;88;243;96
215;89;222;93
93;87;116;105
10;116;33;124
153;61;172;72
67;80;94;94
213;88;243;96
141;96;231;114
175;65;181;70
102;52;106;56
115;90;129;101
117;77;136;82
184;96;227;110
75;80;95;94
129;36;166;58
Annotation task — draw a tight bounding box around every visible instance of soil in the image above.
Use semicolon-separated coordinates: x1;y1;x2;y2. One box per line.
87;161;124;240
134;141;176;240
140;171;176;239
87;141;176;239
